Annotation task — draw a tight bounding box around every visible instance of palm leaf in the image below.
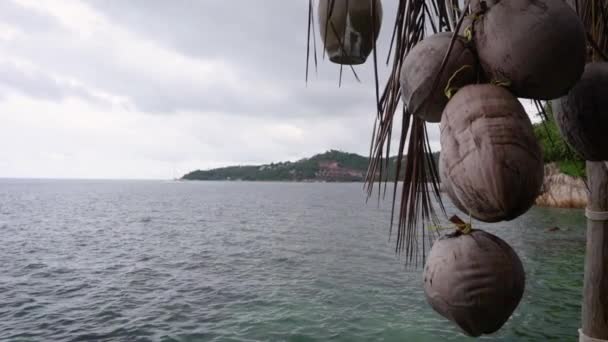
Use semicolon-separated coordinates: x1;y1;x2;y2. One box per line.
306;0;607;266
306;0;362;85
364;0;467;265
307;0;465;265
577;0;608;60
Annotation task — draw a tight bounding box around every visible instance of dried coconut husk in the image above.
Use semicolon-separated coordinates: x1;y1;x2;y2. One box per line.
553;62;608;161
472;0;586;99
440;84;543;222
318;0;382;65
424;228;525;337
400;32;478;122
469;0;497;12
440;159;468;213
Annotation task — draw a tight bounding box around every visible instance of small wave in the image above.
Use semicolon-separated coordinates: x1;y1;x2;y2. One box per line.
23;263;47;270
54;283;91;296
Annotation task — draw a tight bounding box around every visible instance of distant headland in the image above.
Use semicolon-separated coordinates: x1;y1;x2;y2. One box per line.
182;116;589;209
181;150;439;182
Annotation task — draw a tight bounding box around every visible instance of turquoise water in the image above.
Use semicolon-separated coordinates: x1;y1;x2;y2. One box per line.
0;180;586;341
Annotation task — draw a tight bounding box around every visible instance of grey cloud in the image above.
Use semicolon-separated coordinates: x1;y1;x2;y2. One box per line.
0;0;401;118
5;0;395;117
0;0;448;179
0;61;109;106
0;0;436;171
83;0;401;88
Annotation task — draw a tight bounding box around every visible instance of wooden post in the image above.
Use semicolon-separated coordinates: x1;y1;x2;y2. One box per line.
581;161;608;340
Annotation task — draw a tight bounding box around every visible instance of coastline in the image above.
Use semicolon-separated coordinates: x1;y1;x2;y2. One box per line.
181;163;588;209
535;163;587;209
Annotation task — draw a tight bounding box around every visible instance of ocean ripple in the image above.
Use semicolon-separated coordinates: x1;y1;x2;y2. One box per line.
0;180;586;341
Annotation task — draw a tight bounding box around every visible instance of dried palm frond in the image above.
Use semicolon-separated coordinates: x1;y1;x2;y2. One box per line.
305;0;608;266
363;0;468;265
306;0;466;264
306;0;374;85
578;0;608;61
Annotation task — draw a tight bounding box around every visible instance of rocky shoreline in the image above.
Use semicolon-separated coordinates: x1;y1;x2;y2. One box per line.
535;163;587;209
440;163;587;209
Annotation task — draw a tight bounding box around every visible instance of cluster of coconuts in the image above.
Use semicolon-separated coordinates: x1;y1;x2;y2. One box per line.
317;0;604;338
399;0;588;337
552;62;608;161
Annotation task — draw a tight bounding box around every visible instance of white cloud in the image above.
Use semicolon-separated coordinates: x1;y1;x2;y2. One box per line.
0;90;382;179
3;0;527;179
13;0;103;37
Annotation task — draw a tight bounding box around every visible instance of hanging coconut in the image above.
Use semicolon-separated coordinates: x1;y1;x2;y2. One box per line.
469;0;497;13
318;0;382;65
440;158;467;213
440;84;543;222
400;32;478;122
552;62;608;161
424;228;525;337
471;0;586;99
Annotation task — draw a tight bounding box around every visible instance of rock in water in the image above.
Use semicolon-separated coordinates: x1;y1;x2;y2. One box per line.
318;0;382;65
423;229;525;337
472;0;586;99
400;32;478;122
440;84;543;222
552;62;608;161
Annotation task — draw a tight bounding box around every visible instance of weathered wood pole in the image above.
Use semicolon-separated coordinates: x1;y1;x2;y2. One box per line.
581;161;608;340
561;0;608;338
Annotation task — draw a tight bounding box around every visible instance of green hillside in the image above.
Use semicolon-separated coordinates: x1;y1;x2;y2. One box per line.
533;112;586;178
182;112;583;182
181;150;440;182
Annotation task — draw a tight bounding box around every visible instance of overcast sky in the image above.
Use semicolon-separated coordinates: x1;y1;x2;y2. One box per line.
0;0;536;179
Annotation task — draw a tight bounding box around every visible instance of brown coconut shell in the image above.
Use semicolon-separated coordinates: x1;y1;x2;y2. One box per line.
440;158;468;213
469;0;497;12
318;0;382;65
440;84;543;222
400;32;478;122
472;0;586;100
552;62;608;161
424;229;525;337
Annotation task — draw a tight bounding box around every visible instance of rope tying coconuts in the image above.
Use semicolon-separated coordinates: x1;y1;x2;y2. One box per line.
460;10;485;43
585;209;608;222
443;65;474;99
428;215;473;234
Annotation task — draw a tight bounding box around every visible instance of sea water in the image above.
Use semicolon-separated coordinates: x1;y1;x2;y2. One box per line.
0;180;586;341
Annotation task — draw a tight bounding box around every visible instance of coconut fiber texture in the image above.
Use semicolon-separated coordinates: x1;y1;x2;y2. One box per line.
400;32;478;123
472;0;586;100
318;0;382;65
440;84;544;222
423;229;525;337
553;62;608;161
